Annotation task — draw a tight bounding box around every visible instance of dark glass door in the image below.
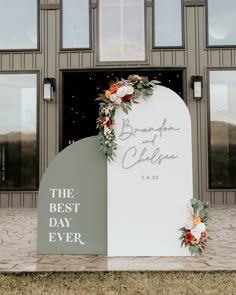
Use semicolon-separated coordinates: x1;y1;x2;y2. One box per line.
62;69;184;150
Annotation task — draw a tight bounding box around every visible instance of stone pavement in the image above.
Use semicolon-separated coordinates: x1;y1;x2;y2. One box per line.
0;207;235;272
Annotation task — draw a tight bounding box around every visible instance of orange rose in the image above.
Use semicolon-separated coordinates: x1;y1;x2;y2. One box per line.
109;83;118;94
193;216;201;225
105;90;111;99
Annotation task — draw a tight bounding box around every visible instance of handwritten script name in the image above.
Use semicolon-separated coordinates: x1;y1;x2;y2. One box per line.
119;118;180;141
122;146;178;169
119;118;180;169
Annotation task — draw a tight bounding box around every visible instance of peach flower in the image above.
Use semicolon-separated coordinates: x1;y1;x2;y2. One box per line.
105;90;111;99
193;216;201;225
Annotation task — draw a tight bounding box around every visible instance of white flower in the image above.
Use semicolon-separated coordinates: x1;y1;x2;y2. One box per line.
105;109;110;116
116;86;128;98
108;104;114;111
126;85;134;95
110;96;122;106
104;127;111;136
115;97;122;105
196;222;206;233
110;93;117;102
134;74;141;80
190;228;201;240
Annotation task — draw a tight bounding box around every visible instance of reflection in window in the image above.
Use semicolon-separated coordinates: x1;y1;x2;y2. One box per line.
62;0;90;49
99;0;145;61
208;0;236;46
0;74;37;190
154;0;182;47
209;71;236;188
0;0;38;50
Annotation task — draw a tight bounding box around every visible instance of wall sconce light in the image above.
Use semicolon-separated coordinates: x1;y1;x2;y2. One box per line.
43;78;56;102
191;75;203;100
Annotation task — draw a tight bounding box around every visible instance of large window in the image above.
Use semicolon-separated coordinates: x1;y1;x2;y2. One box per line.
154;0;183;48
62;0;90;49
99;0;145;61
0;0;38;50
208;71;236;189
0;74;38;190
207;0;236;47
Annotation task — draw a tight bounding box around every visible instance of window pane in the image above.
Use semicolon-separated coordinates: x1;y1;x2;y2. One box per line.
0;74;37;190
62;0;90;49
154;0;182;47
0;0;38;50
99;0;145;61
208;0;236;46
209;71;236;188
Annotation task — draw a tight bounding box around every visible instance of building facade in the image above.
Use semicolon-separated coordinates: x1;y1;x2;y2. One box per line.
0;0;236;207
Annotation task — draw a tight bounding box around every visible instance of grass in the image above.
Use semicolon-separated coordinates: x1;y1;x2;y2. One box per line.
0;272;236;295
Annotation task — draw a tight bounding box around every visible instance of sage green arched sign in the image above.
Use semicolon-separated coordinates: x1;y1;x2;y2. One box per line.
37;136;107;254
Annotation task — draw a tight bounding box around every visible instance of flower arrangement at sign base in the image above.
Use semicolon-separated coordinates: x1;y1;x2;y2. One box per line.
96;75;160;160
180;198;210;256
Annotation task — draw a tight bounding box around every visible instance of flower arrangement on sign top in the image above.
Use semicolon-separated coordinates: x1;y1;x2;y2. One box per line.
96;74;160;160
180;198;210;256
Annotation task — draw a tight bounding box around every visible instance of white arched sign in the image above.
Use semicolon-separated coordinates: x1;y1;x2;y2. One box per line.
108;85;193;256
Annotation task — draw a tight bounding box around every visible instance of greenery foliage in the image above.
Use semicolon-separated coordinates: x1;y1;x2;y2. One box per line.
180;198;209;256
96;75;160;160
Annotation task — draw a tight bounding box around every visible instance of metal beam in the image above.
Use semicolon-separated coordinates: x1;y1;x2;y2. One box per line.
184;0;205;6
40;4;60;10
145;0;152;7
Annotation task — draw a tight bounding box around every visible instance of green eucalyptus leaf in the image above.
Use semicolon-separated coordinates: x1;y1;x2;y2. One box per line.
199;211;206;219
204;202;209;208
96;74;161;160
150;80;161;84
108;80;116;86
189;245;197;255
191;198;198;206
181;240;185;247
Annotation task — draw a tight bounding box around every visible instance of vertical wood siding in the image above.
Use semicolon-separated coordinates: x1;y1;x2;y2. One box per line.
0;1;235;207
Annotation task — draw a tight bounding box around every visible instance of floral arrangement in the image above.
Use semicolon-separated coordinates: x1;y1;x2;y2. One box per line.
96;75;160;160
180;198;209;256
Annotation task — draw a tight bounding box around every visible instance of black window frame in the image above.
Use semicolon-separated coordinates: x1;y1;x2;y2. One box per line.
0;71;39;192
153;0;185;49
60;0;92;51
